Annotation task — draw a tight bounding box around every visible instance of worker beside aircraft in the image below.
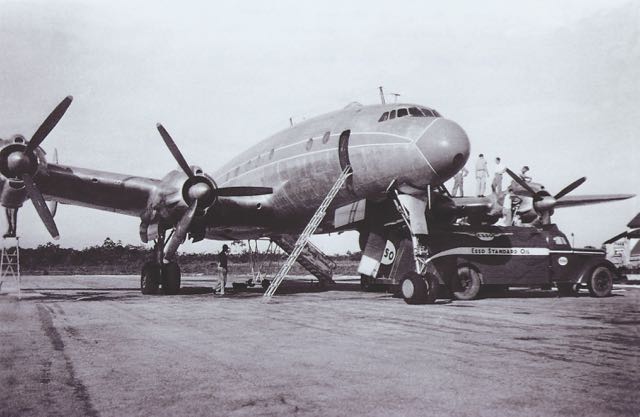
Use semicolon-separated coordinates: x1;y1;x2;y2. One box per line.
216;244;230;295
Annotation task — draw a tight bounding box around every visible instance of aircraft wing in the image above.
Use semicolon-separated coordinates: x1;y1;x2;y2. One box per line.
553;194;635;208
37;163;162;217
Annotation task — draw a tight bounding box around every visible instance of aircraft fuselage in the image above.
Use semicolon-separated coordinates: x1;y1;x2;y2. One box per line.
207;102;470;239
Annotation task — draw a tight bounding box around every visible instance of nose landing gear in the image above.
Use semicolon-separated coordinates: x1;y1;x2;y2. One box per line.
390;183;442;304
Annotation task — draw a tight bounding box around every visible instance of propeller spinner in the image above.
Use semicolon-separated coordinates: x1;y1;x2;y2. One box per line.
155;124;272;260
0;96;73;239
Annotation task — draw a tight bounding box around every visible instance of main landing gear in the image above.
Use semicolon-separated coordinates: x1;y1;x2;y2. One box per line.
140;231;181;295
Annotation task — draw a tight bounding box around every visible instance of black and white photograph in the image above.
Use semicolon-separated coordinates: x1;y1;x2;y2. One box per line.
1;1;639;416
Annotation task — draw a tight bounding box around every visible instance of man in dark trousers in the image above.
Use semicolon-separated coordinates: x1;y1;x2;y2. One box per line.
216;244;230;294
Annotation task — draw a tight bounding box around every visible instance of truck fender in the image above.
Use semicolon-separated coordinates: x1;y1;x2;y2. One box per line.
577;259;619;284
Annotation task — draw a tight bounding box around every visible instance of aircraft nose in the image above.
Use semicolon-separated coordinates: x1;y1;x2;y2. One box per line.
415;118;470;182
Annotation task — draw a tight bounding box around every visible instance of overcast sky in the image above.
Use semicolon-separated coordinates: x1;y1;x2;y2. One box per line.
1;0;638;254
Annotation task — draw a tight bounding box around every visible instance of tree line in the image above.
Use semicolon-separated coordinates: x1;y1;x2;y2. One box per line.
19;238;361;275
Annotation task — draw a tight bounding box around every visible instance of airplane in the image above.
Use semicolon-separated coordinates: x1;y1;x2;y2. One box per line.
0;96;634;301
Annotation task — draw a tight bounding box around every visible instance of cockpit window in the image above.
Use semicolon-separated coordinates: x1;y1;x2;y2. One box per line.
408;107;424;117
379;106;443;122
421;107;443;117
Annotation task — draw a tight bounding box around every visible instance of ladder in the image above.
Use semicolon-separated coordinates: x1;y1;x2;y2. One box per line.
0;237;21;299
273;235;337;283
263;165;352;300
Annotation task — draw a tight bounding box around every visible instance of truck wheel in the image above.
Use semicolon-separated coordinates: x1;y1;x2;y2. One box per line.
141;262;161;295
587;266;613;298
453;266;481;300
400;272;439;305
557;283;579;297
162;262;181;295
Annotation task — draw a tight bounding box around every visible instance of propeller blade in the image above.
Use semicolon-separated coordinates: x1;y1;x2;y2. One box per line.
505;168;536;197
215;186;273;197
163;202;198;261
554;177;586;200
22;173;59;240
27;96;73;153
156;123;194;178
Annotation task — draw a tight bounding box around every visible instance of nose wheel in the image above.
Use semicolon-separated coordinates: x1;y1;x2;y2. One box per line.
399;272;439;304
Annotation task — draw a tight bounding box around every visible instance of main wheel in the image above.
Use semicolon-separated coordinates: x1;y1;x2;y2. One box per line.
399;272;439;305
162;262;181;295
141;262;161;295
587;266;613;298
453;266;481;300
261;279;271;290
557;282;580;297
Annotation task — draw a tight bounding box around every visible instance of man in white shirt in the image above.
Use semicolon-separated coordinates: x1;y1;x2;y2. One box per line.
475;154;489;197
492;157;506;194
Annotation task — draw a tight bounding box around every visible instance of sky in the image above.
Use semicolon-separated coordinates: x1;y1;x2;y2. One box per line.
0;0;638;254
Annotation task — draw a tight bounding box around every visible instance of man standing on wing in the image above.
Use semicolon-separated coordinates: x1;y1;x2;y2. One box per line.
475;154;489;197
492;157;506;194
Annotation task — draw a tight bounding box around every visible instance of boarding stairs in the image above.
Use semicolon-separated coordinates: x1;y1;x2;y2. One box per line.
263;165;352;300
0;237;21;299
272;235;337;284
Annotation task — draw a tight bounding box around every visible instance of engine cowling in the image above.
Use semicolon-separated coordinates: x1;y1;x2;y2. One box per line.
0;135;48;208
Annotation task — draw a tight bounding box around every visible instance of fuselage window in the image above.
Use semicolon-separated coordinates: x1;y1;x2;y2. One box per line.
378;112;389;122
389;109;396;119
322;131;331;143
397;108;408;118
306;138;313;151
269;148;275;159
408;107;425;117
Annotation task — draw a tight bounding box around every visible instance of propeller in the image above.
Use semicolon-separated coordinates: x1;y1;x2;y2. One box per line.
156;123;272;260
0;96;73;239
505;168;586;225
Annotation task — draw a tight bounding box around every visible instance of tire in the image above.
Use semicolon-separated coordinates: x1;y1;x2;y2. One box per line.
557;283;579;297
453;266;481;300
261;279;271;290
400;272;439;305
587;266;613;298
162;262;181;295
141;262;161;295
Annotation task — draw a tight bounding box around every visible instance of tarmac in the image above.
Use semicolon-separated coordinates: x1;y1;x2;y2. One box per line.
1;274;639;417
